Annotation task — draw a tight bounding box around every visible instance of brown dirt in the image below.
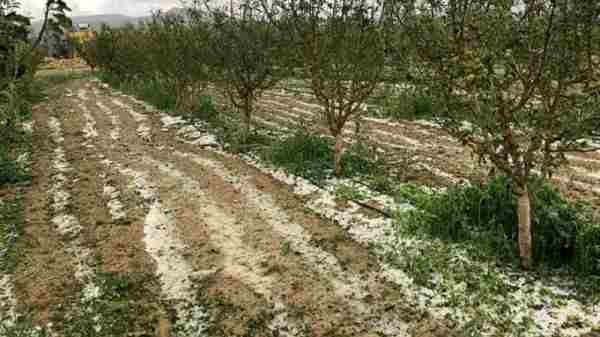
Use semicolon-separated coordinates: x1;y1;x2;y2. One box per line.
12;103;78;324
60;93;155;274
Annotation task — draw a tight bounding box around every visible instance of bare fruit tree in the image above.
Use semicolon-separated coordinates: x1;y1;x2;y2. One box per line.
403;0;600;268
280;0;385;176
147;11;212;110
205;0;285;142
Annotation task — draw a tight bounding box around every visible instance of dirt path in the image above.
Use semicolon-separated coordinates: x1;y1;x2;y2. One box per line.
5;77;453;336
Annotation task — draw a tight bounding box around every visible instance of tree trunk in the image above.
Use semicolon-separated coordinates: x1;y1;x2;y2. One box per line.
334;132;344;176
517;185;533;270
241;96;252;143
175;81;188;111
32;2;52;53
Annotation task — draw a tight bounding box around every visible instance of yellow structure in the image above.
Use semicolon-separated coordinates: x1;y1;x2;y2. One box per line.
66;24;96;58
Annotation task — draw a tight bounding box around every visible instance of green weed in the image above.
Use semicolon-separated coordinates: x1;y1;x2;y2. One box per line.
0;317;49;337
266;131;333;182
52;272;163;337
264;131;380;183
370;87;437;121
0;197;24;273
397;176;600;281
98;72;176;111
192;95;219;122
335;184;367;201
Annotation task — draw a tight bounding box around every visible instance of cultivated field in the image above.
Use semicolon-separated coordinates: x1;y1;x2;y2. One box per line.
2;71;599;337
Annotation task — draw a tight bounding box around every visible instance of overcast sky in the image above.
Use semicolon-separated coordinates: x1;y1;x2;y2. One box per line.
20;0;182;20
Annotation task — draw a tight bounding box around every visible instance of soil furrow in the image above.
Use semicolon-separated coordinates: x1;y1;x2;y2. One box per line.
13;105;77;324
47;115;101;307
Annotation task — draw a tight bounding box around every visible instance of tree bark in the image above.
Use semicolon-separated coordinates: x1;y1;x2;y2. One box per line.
241;96;252;142
517;185;533;270
32;1;52;52
334;132;344;176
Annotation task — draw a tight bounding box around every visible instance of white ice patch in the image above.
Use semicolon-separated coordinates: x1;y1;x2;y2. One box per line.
418;163;461;184
118;166;209;337
16;152;32;175
81;104;99;140
136;124;152;141
111;98;126;109
0;275;17;327
160;115;186;128
102;185;126;221
111;98;151;140
96;101;120;141
22;120;35;133
159;114;219;147
241;155;319;196
77;89;87;101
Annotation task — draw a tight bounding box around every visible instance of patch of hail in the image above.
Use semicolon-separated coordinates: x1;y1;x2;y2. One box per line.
172;151;410;337
77;88;87;101
22;120;35;133
158;114;219;146
0;274;17;327
47;117;103;331
101;180;126;222
126;95;157;113
107;85;600;337
113;162;209;336
15;152;32;176
111;98;152;141
148;157;307;337
96;101;120;141
80;103;99;142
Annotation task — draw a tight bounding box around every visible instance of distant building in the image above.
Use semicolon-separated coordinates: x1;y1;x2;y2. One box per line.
75;23;90;32
66;23;96;58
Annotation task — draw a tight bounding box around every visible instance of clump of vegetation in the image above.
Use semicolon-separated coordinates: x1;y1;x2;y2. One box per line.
335;184;367;201
52;272;164;337
371;86;437;121
1;0;70;186
98;71;177;111
399;176;600;279
267;131;334;182
265;131;380;183
193;95;219;122
0;197;24;273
